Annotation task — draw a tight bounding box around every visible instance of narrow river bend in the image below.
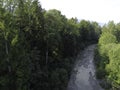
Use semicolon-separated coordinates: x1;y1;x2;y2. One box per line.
67;44;103;90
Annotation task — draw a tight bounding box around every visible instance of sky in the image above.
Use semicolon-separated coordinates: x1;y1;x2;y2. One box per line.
39;0;120;24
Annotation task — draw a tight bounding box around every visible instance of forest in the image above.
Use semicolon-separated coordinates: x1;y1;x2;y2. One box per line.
1;0;120;90
95;21;120;90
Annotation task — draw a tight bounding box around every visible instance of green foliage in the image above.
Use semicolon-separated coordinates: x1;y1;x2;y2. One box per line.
99;32;117;46
95;21;120;89
79;20;101;45
95;43;116;79
0;0;101;90
106;44;120;87
102;21;115;33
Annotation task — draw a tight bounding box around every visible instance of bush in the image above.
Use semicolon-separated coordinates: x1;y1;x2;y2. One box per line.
106;44;120;88
98;32;117;46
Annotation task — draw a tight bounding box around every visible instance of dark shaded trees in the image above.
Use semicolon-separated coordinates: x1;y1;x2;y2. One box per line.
0;1;101;90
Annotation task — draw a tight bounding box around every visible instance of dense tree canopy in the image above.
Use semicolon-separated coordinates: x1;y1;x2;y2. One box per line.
95;21;120;90
0;0;101;90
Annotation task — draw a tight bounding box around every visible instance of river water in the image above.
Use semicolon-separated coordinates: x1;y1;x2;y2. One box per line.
67;44;103;90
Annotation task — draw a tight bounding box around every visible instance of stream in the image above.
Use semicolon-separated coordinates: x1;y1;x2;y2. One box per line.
67;44;103;90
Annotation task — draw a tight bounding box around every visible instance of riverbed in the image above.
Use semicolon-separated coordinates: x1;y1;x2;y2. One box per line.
67;44;103;90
